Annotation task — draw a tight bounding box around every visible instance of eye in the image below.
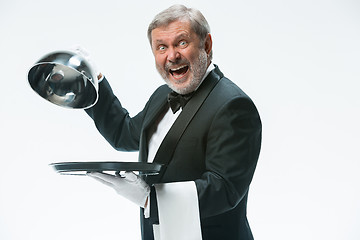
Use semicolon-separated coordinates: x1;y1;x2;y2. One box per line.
179;41;187;47
158;45;166;51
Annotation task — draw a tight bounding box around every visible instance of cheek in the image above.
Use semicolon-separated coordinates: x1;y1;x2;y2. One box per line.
183;48;199;63
154;55;166;68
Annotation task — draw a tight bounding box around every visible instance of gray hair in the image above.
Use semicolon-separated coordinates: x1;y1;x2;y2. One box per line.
147;4;212;60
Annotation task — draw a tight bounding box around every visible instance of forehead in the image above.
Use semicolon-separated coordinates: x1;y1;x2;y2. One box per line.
151;20;194;43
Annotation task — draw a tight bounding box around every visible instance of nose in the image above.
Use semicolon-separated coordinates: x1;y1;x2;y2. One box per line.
167;47;181;63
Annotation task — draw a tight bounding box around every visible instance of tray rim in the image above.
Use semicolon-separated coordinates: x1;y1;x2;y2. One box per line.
50;161;163;174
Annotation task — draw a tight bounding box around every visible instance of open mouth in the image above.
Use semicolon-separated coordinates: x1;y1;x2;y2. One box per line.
169;65;189;79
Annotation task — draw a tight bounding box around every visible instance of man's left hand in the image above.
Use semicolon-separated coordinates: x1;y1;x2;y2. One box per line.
87;171;150;208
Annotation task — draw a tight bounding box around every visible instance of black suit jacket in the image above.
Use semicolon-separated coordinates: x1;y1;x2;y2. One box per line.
86;66;262;240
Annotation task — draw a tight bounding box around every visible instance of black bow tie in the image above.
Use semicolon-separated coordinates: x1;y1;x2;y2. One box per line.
167;91;194;113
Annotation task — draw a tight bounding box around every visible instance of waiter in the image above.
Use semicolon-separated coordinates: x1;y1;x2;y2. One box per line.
86;4;262;240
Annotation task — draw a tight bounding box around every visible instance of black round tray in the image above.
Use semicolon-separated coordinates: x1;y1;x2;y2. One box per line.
50;161;163;175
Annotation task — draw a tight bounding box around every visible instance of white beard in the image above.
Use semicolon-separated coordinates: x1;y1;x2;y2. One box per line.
157;49;208;95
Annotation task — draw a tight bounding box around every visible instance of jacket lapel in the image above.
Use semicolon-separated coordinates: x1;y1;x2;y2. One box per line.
148;66;222;183
139;87;171;163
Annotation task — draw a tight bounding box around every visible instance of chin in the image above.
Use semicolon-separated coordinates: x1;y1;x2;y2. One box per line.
166;78;199;95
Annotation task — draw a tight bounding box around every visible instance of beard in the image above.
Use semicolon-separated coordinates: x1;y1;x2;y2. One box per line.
156;49;208;95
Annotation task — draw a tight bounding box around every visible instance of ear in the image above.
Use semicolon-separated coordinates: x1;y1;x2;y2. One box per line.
204;33;212;55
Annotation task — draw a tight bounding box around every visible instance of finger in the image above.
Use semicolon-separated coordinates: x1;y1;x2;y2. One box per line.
87;172;117;187
87;172;114;180
123;171;138;182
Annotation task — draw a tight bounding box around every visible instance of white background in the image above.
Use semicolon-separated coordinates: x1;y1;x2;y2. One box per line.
1;0;359;239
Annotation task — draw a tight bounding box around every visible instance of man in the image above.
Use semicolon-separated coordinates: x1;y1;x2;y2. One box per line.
86;4;261;240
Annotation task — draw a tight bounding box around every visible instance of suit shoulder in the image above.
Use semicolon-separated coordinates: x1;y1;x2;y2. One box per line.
205;76;261;121
212;77;252;102
147;84;171;103
152;84;171;97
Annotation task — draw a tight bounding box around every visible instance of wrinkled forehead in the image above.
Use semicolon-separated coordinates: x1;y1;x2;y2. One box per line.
153;19;193;34
149;17;199;43
151;20;195;42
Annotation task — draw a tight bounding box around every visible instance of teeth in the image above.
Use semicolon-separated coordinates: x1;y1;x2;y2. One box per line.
170;65;187;71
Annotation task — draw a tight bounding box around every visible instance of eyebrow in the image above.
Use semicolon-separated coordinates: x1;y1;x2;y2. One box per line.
175;33;190;41
154;33;191;45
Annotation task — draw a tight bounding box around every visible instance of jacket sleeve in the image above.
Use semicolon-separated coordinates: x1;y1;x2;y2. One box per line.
84;78;146;151
195;95;262;218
